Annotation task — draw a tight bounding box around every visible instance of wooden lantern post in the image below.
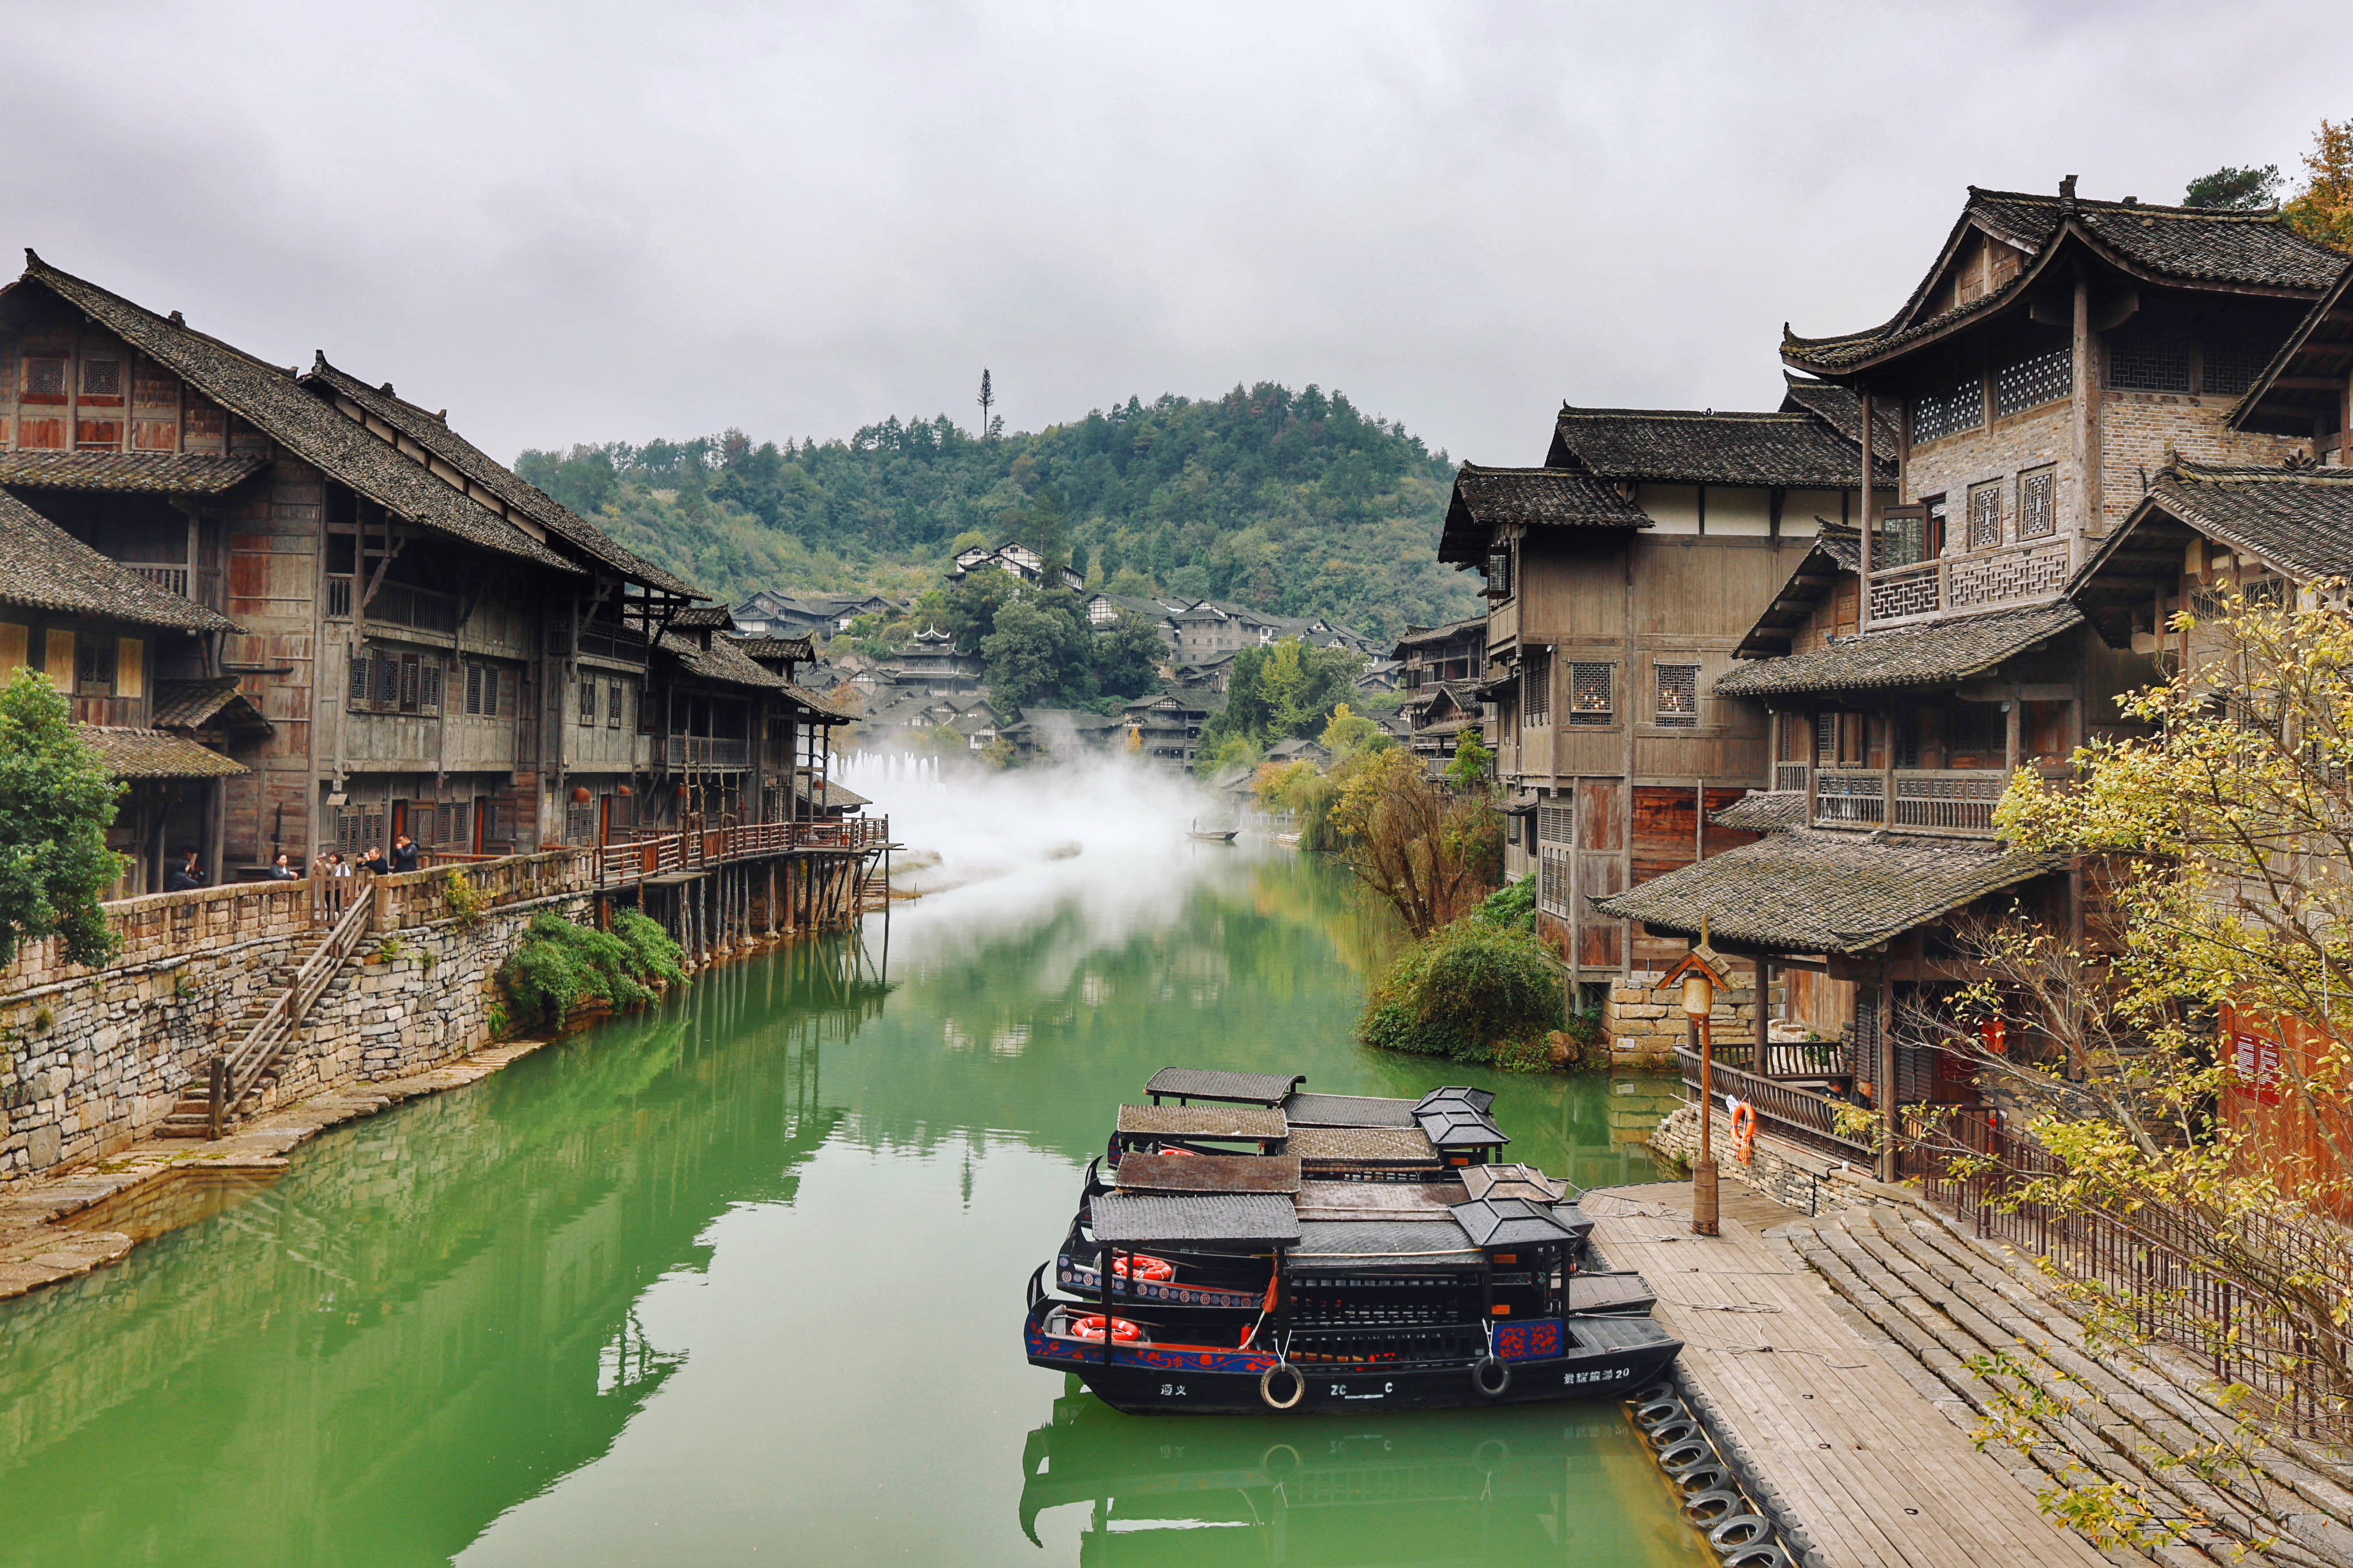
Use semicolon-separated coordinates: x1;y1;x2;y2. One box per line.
1662;926;1731;1238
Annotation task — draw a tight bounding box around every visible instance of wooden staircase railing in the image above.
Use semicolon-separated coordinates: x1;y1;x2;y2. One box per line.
207;882;377;1137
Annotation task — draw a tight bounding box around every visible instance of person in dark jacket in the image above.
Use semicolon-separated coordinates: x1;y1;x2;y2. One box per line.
356;845;389;876
267;853;299;880
389;834;420;873
164;846;206;893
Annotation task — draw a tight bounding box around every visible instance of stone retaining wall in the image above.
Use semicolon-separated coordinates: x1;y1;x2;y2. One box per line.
1648;1100;1866;1216
0;887;591;1186
1603;971;1781;1068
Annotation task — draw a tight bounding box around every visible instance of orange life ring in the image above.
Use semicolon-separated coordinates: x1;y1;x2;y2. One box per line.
1730;1101;1758;1166
1113;1254;1176;1283
1070;1315;1143;1343
1157;1145;1198;1157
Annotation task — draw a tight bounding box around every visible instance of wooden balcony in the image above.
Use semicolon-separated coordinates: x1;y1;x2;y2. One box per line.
1800;766;2005;836
664;735;751;770
1863;539;2070;628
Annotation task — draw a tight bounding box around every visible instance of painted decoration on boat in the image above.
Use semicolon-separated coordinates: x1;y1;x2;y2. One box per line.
1026;1321;1276;1376
1494;1318;1565;1362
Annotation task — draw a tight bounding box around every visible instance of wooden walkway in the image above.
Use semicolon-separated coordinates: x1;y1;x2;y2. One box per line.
1585;1183;2112;1568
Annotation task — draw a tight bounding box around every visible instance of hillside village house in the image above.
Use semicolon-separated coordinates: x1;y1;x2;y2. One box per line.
1588;181;2351;1169
1440;384;1895;1001
0;252;856;875
950;538;1084;590
1394;616;1490;767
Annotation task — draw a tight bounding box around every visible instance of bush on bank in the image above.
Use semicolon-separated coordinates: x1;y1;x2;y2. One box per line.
499;910;688;1030
1356;918;1563;1070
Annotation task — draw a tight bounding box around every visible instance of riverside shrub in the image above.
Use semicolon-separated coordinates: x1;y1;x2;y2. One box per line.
499;910;687;1028
1357;921;1563;1067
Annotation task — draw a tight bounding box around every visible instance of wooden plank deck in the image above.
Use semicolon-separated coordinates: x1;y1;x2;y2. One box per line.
1585;1183;2111;1568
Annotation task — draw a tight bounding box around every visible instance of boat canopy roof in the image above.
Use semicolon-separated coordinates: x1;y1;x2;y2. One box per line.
1449;1197;1581;1250
1090;1192;1302;1246
1417;1085;1496;1117
1279;1091;1419;1128
1117;1103;1287;1140
1114;1153;1303;1195
1461;1163;1569;1204
1291;1180;1466;1221
1288;1218;1484;1270
1145;1067;1305;1106
1286;1125;1441;1165
1416;1103;1510;1150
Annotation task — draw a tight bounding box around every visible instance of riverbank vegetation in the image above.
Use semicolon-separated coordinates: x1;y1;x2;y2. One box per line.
0;669;122;967
498;911;689;1031
1357;907;1562;1072
514;382;1475;642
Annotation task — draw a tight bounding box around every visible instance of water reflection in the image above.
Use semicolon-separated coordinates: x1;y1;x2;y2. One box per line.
1019;1389;1708;1566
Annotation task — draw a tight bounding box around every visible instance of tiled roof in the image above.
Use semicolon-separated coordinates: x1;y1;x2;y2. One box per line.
78;726;245;779
657;628;853;719
2120;460;2353;582
1708;790;1808;835
1785;187;2347;373
1145;1067;1305;1105
790;768;869;809
1716;601;2082;698
0;450;266;495
1593;828;2066;954
1733;521;1862;658
149;675;269;733
731;634;816;663
303;357;700;597
0;491;237;632
1438;464;1651;564
14;256;581;578
1547;407;1892;488
1392;615;1486;653
669;604;735;630
1777;377;1901;451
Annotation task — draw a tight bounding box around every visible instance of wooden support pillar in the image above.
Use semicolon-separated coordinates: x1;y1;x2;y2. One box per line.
1857;389;1874;629
2072;271;2100;557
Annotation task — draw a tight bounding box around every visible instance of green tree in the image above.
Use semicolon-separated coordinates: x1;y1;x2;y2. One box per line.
981;590;1096;710
1445;729;1495;793
0;668;125;967
2182;164;2282;210
1200;638;1367;758
944;569;1020;653
1318;702;1388;764
1092;611;1167;701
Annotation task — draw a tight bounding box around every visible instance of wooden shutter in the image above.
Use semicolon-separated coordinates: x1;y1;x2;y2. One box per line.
0;624;26;676
44;629;71;693
115;638;144;700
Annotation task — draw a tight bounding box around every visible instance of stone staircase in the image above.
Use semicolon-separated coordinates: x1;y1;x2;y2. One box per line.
159;882;376;1140
1777;1203;2353;1568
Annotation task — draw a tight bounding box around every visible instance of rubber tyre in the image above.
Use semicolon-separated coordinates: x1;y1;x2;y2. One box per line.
1674;1465;1733;1496
1471;1355;1511;1398
1259;1363;1306;1411
1680;1487;1743;1523
1657;1440;1716;1475
1646;1419;1703;1450
1634;1398;1688;1430
1627;1380;1677;1406
1720;1547;1787;1568
1708;1513;1772;1552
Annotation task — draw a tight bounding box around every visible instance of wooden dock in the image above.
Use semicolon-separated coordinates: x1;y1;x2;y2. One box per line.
1585;1183;2111;1568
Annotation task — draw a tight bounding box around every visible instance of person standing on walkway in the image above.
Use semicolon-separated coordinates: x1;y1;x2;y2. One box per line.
356;844;388;877
267;853;299;880
164;845;206;893
389;833;419;874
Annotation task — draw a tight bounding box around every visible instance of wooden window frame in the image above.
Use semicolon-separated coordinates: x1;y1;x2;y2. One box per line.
1653;661;1699;727
1566;662;1614;727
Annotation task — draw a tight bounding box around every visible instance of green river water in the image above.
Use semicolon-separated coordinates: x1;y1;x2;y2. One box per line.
0;810;1707;1566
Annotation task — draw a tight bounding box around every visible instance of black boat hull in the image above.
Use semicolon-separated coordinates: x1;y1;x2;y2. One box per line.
1023;1301;1680;1415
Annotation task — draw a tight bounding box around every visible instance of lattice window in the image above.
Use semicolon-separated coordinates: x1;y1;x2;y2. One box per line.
1486;547;1512;598
464;661;484;715
1567;662;1614;726
1654;663;1698;727
375;653;399;708
443;803;469;851
2202;341;2263;397
349;650;372;706
2109;331;2192;392
579;677;597;726
607;680;624;729
21;354;64;399
1537;803;1573;844
1521;649;1550;725
337;808;385;857
1993;345;2070;416
79;357;122;398
1816;710;1837;764
2017;468;2056;539
1538;845;1571;917
1966;482;2002;550
1911;379;1984;444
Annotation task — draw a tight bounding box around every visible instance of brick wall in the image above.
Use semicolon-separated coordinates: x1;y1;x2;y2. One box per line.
2097;390;2305;532
1603;967;1780;1068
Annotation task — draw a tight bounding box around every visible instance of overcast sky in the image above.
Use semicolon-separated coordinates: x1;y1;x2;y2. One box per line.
3;2;2342;468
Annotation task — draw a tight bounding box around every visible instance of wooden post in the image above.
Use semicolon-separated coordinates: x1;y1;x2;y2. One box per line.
207;1056;225;1140
1857;390;1875;629
1694;1010;1719;1236
1878;956;1899;1184
2072;272;2099;558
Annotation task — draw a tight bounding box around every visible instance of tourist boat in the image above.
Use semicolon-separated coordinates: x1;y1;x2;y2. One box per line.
1023;1066;1681;1413
1187;822;1240;843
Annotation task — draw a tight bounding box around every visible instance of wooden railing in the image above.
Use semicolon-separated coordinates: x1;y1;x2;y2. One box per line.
593;816;890;885
662;735;751;770
1675;1046;1874;1161
214;882;376;1134
1773;761;1810;793
1814;768;1884;826
1810;767;2004;835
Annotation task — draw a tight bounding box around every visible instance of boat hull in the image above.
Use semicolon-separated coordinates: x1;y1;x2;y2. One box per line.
1023;1302;1680;1415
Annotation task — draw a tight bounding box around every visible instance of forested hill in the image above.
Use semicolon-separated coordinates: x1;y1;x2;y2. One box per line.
514;383;1479;642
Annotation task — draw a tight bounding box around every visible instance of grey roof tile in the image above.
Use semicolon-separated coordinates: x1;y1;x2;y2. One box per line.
0;450;265;495
1439;464;1652;564
0;491;237;632
1548;407;1891;488
1146;1067;1305;1104
2119;460;2353;582
1716;601;2082;698
1592;828;2066;954
79;725;245;778
1709;790;1810;835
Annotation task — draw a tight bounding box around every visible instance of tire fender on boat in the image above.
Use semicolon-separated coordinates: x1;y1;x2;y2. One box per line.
1259;1362;1305;1411
1471;1354;1511;1398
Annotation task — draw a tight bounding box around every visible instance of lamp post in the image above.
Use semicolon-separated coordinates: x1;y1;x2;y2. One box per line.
1682;965;1720;1237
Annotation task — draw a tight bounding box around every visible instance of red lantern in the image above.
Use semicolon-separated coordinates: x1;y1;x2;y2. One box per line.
571;786;592;804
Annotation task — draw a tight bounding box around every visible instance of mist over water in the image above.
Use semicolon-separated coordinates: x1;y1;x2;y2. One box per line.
839;754;1238;958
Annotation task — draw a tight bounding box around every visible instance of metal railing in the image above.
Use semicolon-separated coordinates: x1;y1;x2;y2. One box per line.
1903;1107;2353;1434
593;816;890;885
